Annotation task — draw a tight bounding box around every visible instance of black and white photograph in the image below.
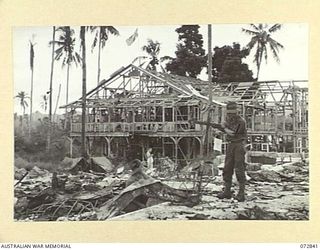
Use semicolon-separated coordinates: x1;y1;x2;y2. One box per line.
13;23;308;222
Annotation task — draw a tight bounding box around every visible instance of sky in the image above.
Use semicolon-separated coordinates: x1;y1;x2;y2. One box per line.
13;23;308;115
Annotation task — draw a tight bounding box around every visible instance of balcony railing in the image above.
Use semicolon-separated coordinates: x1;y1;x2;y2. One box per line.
71;121;201;134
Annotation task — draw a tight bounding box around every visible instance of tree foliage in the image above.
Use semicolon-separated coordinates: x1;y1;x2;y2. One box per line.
89;26;119;85
15;117;67;163
165;25;206;78
212;43;254;83
89;26;119;51
51;26;81;67
141;39;161;70
50;26;81;107
242;24;284;79
15;91;29;115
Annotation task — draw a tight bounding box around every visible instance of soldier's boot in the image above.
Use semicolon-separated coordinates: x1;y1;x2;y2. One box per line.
217;181;232;199
235;183;245;202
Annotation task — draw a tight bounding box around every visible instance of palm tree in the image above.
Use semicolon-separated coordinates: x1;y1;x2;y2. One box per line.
47;26;56;152
29;40;35;135
15;91;29;115
89;26;119;86
80;26;87;159
141;39;161;70
50;26;81;108
242;24;284;80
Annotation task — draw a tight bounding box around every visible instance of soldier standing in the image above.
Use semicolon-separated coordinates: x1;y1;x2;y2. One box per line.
217;101;247;202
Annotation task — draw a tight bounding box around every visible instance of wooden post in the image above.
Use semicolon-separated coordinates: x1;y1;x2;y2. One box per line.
47;26;55;152
68;137;73;158
141;145;145;161
251;109;255;131
292;85;297;153
170;137;178;165
274;105;278;132
104;137;111;157
283;106;286;132
162;137;165;156
162;106;165;122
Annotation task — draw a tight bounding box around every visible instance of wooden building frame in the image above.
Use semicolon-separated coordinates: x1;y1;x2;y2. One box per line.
62;64;308;164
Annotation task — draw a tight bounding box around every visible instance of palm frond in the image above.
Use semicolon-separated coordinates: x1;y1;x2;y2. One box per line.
242;28;259;36
246;36;259;49
249;24;260;31
132;56;149;64
269;24;282;33
91;31;99;52
263;44;268;62
105;26;119;36
88;26;97;32
268;43;281;63
268;37;284;50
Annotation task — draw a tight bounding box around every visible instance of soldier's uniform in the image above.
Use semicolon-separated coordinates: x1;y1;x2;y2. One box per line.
218;102;247;201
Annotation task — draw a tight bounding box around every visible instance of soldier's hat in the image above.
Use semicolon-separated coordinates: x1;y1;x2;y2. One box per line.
226;101;238;113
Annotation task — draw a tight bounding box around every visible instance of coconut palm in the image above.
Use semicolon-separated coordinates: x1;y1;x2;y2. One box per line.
89;26;119;85
50;26;81;107
242;24;284;80
15;91;29;115
80;26;87;158
47;26;56;152
141;39;161;71
29;40;36;133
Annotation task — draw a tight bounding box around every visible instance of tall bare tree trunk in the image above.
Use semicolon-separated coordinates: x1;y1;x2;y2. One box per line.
29;65;34;137
65;63;70;128
97;30;101;86
80;26;87;159
256;44;262;80
47;26;55;152
204;24;213;157
96;30;101;98
54;83;62;117
66;63;70;111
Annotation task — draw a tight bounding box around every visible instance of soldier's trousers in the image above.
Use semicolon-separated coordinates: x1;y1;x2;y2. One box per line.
223;141;246;184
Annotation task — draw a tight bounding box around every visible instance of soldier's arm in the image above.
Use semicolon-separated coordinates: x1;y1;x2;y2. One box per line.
221;122;235;136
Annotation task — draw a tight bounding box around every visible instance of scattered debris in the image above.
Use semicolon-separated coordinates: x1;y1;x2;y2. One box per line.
14;153;309;221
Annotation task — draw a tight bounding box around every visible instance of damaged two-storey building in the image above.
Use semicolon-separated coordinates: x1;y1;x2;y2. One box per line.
61;64;308;165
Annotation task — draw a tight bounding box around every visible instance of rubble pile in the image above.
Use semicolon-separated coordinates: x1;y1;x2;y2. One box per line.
14;153;309;221
107;154;309;220
14;157;127;221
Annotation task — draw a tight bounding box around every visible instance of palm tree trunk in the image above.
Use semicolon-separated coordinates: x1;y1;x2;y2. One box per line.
65;63;70;128
29;66;34;137
97;31;101;87
205;24;213;157
54;83;62;117
256;46;263;80
66;63;70;111
96;31;101;98
80;26;87;159
47;26;56;152
256;63;260;80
